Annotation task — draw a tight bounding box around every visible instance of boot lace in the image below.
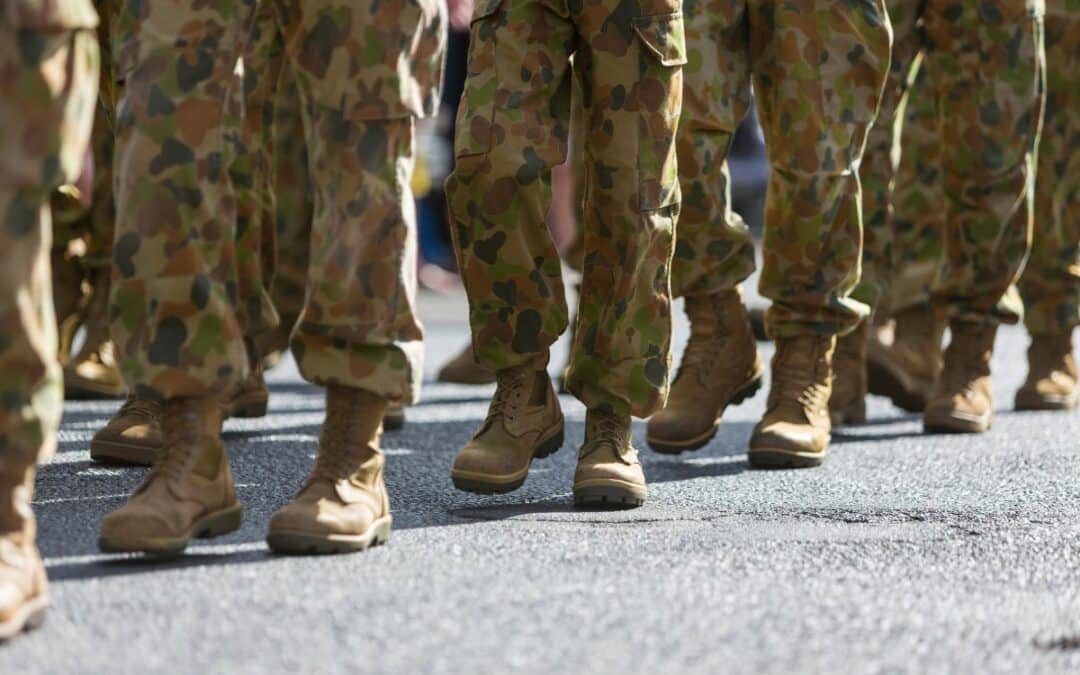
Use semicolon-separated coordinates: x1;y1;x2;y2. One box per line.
117;396;159;422
487;367;527;423
148;406;199;483
769;342;829;413
674;300;732;386
581;410;628;458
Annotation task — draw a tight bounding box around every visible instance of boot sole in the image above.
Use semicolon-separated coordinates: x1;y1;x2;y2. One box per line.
646;372;764;455
866;360;927;413
63;374;126;401
266;515;392;555
923;411;992;434
0;593;47;641
1015;390;1079;412
748;447;826;469
226;392;269;419
451;423;565;495
383;411;406;432
98;503;243;556
89;438;157;467
573;480;647;509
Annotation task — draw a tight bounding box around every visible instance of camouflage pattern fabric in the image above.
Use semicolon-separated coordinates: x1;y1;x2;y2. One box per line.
108;0;258;400
274;0;444;404
446;0;688;418
1019;1;1080;336
673;1;891;337
0;1;99;472
857;0;1046;325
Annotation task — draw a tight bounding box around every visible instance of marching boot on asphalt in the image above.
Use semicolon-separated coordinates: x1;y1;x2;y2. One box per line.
866;304;946;412
829;320;869;426
646;290;763;454
437;345;496;385
1015;332;1078;411
223;339;269;419
90;395;163;466
382;403;406;431
749;335;836;468
99;397;241;555
63;266;125;400
0;465;48;640
924;320;997;433
574;408;646;508
451;360;564;494
267;385;392;555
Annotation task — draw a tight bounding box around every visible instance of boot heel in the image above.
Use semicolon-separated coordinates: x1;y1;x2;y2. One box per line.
196;504;243;539
731;373;763;406
534;425;565;460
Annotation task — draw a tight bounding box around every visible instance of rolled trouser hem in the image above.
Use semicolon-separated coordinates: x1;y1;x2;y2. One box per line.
293;338;423;406
1023;304;1080;337
565;358;669;420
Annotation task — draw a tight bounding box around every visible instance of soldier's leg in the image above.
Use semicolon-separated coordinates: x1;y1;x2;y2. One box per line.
645;0;763;454
747;0;891;468
0;13;98;637
1016;7;1080;411
922;0;1046;433
98;0;256;555
265;0;445;554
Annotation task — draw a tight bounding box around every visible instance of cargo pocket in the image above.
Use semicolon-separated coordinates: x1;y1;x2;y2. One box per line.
633;12;687;212
453;0;505;157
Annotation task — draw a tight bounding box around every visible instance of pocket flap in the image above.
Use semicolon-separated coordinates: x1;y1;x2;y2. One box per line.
471;0;504;22
633;13;688;67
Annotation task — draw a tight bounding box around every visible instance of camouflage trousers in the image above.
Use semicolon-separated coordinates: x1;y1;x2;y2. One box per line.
109;0;444;403
447;0;688;417
0;14;98;474
857;0;1047;325
1019;3;1080;336
671;0;891;340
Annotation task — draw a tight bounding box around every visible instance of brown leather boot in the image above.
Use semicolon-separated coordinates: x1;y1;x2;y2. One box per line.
867;304;946;412
646;290;763;454
451;363;564;494
63;267;125;400
437;344;496;385
1015;333;1078;411
829;320;869;426
267;386;392;555
90;395;163;466
924;321;997;433
99;397;241;555
223;340;269;419
574;409;646;508
0;466;48;640
749;335;836;468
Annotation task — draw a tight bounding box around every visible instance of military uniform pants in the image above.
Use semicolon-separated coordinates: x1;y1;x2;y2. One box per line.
447;0;687;417
1019;3;1080;336
0;12;98;487
669;0;891;338
857;0;1046;324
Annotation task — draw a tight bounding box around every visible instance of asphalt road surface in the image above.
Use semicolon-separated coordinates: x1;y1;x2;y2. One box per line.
5;289;1080;674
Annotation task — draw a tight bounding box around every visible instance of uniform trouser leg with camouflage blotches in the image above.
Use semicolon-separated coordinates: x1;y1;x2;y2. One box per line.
109;0;257;400
448;0;686;418
0;16;97;539
672;1;890;337
1019;6;1080;337
272;0;444;404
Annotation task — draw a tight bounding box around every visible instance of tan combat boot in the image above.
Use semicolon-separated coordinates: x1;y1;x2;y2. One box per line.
451;363;564;494
223;340;269;418
0;466;48;640
267;386;392;554
90;395;163;466
749;335;836;468
63;268;125;400
573;409;646;508
1015;333;1078;411
867;304;946;412
646;290;763;454
437;344;496;385
99;397;241;555
924;321;997;433
829;320;869;426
